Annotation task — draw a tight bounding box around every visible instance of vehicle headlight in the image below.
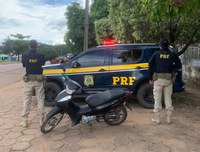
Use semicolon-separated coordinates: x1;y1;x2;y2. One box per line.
66;85;75;94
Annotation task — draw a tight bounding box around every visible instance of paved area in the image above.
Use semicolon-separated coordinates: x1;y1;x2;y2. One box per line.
0;77;200;151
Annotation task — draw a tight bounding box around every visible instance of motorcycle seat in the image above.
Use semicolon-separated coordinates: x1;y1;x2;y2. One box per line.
86;90;124;108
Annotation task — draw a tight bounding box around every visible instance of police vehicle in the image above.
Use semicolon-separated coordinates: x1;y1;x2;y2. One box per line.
42;43;185;108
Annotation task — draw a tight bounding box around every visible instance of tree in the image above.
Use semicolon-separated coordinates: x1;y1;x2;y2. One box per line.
108;0;135;43
64;2;85;53
94;18;113;44
2;34;31;60
89;0;110;47
39;44;59;60
64;1;110;49
2;37;70;61
36;44;70;61
138;0;200;54
3;38;28;61
90;0;109;21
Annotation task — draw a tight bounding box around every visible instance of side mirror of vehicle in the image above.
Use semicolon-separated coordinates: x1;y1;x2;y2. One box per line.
72;61;81;68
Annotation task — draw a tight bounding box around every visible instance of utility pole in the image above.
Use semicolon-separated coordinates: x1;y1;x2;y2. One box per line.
83;0;89;51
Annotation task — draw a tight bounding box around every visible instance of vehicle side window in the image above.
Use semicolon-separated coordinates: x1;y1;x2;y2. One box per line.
151;48;175;55
76;50;105;67
152;49;161;54
112;49;142;64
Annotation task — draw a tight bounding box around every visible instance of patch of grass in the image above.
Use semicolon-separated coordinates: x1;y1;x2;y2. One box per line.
0;60;21;64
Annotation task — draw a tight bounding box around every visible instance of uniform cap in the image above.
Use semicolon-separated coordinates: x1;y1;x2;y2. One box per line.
159;39;169;48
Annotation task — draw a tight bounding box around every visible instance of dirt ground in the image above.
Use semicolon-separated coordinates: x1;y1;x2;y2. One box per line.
0;65;200;152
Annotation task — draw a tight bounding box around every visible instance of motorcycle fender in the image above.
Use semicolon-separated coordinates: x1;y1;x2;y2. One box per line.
46;106;62;119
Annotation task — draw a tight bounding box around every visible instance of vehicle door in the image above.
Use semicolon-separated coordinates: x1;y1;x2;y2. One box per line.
107;48;146;92
67;49;110;91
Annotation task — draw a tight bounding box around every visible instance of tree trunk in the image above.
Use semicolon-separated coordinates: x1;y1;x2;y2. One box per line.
177;28;198;56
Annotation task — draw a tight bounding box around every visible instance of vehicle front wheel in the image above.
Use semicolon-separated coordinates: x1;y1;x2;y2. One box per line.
44;82;62;106
137;83;154;109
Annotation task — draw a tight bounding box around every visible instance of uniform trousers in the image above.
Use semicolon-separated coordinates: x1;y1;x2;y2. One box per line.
153;78;174;115
22;80;45;118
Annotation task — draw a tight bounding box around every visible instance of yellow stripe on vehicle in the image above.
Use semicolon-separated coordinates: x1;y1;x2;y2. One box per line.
69;66;109;73
109;63;148;71
43;63;148;75
43;66;109;75
43;69;66;75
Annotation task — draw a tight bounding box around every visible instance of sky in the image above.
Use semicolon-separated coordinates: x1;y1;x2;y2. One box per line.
0;0;87;45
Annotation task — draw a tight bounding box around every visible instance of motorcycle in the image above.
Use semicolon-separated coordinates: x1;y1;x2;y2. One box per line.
41;75;132;134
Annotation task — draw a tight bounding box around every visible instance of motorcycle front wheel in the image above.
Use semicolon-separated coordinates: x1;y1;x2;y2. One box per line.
104;105;127;125
41;113;64;133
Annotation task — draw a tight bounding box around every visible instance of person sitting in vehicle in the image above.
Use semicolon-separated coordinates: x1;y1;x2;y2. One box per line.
125;51;132;63
60;57;68;64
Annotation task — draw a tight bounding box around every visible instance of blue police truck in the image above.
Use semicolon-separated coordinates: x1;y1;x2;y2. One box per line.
42;43;185;108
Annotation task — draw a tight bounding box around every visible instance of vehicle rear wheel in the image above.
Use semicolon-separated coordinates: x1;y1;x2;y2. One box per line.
44;82;62;106
104;105;127;125
41;113;64;133
137;83;154;109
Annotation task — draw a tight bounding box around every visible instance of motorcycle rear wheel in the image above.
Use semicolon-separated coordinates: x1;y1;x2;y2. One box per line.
41;113;64;133
104;105;127;125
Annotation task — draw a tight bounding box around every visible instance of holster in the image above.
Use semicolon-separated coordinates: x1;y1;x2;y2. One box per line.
36;75;44;82
153;73;158;81
172;72;177;82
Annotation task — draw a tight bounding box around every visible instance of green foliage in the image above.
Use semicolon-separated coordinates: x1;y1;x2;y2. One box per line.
64;2;84;53
64;0;199;54
64;1;110;50
3;38;28;60
129;1;169;43
94;18;113;45
108;0;135;43
39;44;69;60
138;0;200;51
89;0;109;47
140;0;200;21
90;0;109;21
2;37;70;61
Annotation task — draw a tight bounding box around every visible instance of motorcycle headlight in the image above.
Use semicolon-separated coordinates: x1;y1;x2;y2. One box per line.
65;85;75;94
58;96;71;102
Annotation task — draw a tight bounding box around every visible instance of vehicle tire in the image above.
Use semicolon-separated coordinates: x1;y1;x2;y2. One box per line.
137;83;154;109
104;105;127;125
41;113;64;133
44;82;62;106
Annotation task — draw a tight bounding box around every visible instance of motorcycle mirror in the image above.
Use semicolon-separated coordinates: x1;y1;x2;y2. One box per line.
60;65;66;73
60;66;69;83
72;61;81;68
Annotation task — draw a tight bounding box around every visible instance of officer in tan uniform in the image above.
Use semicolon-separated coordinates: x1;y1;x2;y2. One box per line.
21;40;46;127
149;39;182;125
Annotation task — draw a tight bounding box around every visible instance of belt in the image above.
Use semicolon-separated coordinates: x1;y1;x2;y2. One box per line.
28;74;43;81
153;73;172;81
156;73;172;80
